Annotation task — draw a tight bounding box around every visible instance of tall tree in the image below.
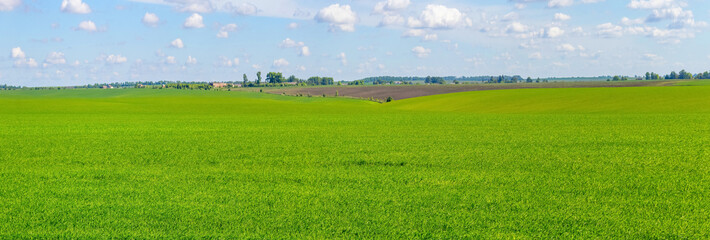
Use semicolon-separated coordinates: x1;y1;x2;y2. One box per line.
256;72;262;85
243;74;249;85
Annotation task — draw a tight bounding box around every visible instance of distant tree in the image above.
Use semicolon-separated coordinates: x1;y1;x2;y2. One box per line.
613;76;621;81
266;72;285;84
243;74;249;86
256;72;262;85
526;77;533;83
669;71;677;79
453;80;460;84
287;75;298;83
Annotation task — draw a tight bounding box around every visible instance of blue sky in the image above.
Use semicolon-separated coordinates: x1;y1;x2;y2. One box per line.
1;0;709;86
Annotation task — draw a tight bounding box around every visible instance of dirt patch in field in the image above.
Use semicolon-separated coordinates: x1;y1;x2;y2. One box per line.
268;81;676;101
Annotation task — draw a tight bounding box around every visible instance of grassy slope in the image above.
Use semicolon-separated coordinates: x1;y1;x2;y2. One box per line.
1;87;710;238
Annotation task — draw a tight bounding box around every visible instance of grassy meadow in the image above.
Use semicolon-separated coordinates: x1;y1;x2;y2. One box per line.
1;85;710;238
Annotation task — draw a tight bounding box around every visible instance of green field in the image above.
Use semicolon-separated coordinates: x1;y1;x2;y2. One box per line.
1;86;710;238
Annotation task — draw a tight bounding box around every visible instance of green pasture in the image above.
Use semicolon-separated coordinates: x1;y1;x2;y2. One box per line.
1;86;709;238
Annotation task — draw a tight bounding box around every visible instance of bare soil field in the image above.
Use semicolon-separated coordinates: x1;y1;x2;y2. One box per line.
267;81;677;101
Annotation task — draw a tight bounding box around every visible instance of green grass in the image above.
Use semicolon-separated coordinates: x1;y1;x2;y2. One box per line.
1;86;710;238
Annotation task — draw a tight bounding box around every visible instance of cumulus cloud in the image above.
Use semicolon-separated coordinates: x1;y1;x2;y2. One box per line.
279;38;311;57
142;12;160;27
183;13;205;28
596;22;624;38
272;58;289;67
76;20;97;32
337;52;347;66
186;56;197;64
0;0;21;11
170;38;184;48
373;0;410;14
224;2;257;15
315;4;358;32
218;56;240;67
299;46;311;57
14;58;38;68
164;56;177;64
216;23;238;38
411;46;431;58
104;54;128;64
506;22;529;33
288;22;299;29
10;47;38;68
407;4;472;29
529;52;543;59
545;26;565;38
61;0;91;14
11;47;25;59
402;29;437;41
643;53;663;61
548;0;574;8
554;13;571;21
628;0;683;9
556;43;578;52
379;13;405;27
279;38;304;48
44;52;67;65
179;1;212;13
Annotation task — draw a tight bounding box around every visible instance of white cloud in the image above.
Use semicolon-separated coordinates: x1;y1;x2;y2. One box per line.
379;13;405;27
142;12;160;27
104;54;128;64
315;4;358;32
218;56;240;67
179;2;212;13
337;52;347;66
554;13;571;21
643;53;663;61
288;22;299;29
407;4;472;29
11;47;25;59
529;52;543;59
14;58;38;68
299;46;311;57
596;22;624;38
44;52;67;65
279;38;304;48
0;0;21;11
556;43;577;52
506;22;529;33
216;23;237;38
61;0;91;14
224;2;257;15
164;56;177;64
621;17;645;25
183;13;205;29
545;27;565;37
76;20;97;32
548;0;574;8
170;38;184;48
628;0;683;9
186;56;197;64
272;58;289;67
373;0;411;14
411;46;431;58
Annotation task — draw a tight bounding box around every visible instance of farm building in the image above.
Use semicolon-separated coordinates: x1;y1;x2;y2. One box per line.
210;82;229;88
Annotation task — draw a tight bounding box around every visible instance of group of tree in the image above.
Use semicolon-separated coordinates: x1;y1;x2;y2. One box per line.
237;72;335;87
0;84;22;90
425;76;447;84
663;70;707;80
